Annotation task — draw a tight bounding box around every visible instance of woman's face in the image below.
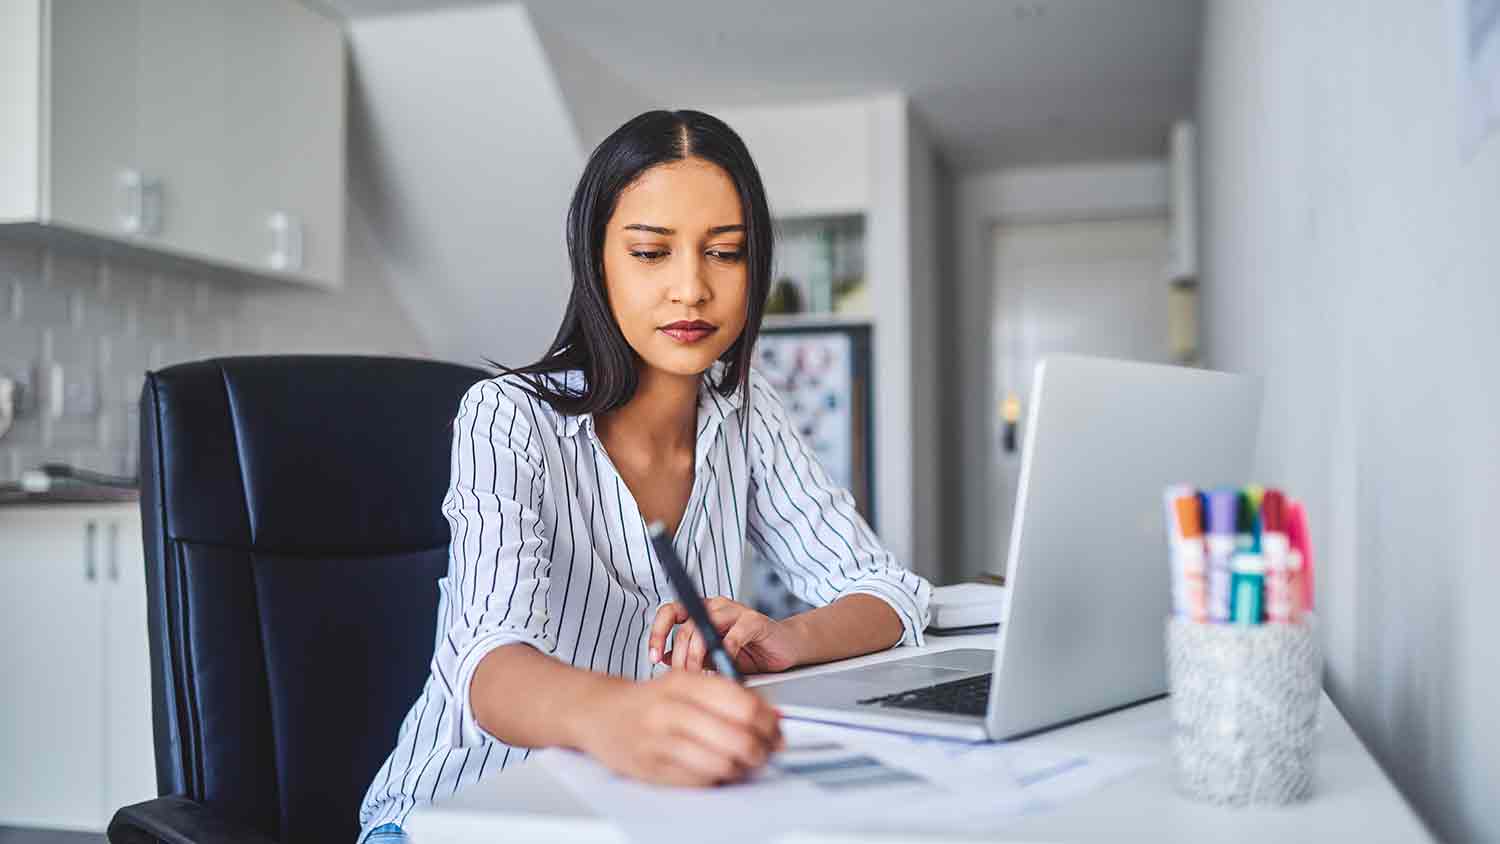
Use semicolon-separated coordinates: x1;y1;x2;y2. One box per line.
601;156;749;380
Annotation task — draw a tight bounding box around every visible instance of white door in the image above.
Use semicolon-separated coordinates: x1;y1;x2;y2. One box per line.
990;216;1174;560
104;513;157;816
0;508;107;830
46;0;141;238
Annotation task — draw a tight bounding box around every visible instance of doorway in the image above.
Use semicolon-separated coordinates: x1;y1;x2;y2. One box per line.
990;215;1175;563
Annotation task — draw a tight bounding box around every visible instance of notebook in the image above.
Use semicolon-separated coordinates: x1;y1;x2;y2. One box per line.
928;582;1008;630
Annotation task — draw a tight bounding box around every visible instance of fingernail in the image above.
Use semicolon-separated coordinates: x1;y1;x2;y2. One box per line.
649;648;659;663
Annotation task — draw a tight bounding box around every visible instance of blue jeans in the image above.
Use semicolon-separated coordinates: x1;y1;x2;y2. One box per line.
366;822;410;842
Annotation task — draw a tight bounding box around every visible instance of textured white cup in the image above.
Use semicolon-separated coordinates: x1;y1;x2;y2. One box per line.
1166;615;1322;806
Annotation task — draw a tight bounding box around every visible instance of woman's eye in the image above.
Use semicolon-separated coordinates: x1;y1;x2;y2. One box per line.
629;249;668;262
708;250;744;262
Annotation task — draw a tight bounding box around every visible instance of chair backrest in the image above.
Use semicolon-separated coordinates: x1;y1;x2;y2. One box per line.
137;355;488;842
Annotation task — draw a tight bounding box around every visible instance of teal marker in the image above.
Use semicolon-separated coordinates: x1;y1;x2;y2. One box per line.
1230;552;1265;625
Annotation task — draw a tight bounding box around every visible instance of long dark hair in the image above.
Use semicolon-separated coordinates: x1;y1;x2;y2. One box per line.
495;109;773;416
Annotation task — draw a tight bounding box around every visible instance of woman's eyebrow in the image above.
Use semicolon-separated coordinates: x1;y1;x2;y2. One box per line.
621;223;745;235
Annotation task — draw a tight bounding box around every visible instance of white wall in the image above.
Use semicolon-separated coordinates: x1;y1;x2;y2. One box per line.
237;195;428;357
709;98;871;219
907;108;945;582
700;95;943;581
952;160;1168;581
530;18;655;153
865;94;916;576
346;3;579;368
1199;1;1500;839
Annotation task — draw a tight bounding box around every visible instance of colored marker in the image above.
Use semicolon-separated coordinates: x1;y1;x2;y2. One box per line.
1260;489;1295;623
1205;490;1238;623
1244;484;1265;520
1230;552;1265;625
1236;489;1260;554
1286;499;1315;616
1164;485;1207;621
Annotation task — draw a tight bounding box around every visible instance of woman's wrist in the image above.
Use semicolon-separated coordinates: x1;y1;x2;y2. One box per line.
783;594;905;667
778;614;814;669
560;671;632;753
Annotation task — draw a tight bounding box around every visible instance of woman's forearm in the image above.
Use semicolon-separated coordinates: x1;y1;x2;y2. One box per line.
783;593;905;668
470;643;627;750
472;594;903;747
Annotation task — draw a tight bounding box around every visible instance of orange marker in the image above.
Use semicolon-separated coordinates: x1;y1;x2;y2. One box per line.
1165;486;1208;622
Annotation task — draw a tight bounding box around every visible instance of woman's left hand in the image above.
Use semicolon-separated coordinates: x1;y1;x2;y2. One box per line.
648;597;802;675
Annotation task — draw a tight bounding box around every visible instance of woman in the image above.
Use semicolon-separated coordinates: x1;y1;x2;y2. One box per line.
358;110;932;842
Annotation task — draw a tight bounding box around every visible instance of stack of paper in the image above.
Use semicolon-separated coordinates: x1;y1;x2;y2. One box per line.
538;719;1148;843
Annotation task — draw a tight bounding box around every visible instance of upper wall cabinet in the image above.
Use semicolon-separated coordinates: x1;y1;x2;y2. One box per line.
0;0;345;288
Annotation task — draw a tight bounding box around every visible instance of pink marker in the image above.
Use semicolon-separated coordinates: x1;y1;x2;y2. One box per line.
1260;490;1294;623
1286;500;1315;617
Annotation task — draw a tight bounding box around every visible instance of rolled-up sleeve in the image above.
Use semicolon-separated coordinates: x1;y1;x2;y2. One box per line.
433;379;553;748
745;377;932;647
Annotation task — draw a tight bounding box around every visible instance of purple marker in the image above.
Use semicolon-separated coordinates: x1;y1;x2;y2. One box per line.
1205;490;1238;623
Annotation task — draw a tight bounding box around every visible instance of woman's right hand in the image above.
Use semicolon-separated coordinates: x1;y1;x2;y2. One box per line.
572;670;784;787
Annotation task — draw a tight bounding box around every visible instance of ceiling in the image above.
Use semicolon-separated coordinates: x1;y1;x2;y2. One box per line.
320;0;1201;170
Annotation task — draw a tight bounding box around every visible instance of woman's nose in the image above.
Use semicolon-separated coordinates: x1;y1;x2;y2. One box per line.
668;254;710;305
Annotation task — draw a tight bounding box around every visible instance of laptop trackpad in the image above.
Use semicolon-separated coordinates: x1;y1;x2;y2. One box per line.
842;664;972;691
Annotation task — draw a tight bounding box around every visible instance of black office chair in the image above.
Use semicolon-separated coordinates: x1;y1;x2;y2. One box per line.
109;355;489;843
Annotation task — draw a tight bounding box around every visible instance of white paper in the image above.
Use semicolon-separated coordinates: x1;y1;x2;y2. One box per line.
539;719;1150;843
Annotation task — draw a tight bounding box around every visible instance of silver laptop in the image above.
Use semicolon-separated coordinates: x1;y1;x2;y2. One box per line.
757;356;1262;740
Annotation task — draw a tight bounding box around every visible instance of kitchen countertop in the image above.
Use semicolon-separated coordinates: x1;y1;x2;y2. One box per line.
0;483;139;507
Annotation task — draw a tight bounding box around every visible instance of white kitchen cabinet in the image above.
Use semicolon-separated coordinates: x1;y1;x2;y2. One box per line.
223;0;347;283
134;0;233;264
0;0;345;288
102;513;155;823
44;0;141;238
0;504;156;832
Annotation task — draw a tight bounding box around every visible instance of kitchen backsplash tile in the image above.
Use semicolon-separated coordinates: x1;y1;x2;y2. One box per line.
0;236;261;482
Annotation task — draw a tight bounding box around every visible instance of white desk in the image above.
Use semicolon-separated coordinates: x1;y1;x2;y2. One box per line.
409;634;1433;843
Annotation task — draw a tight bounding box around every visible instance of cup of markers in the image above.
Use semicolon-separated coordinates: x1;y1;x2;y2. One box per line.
1162;485;1322;807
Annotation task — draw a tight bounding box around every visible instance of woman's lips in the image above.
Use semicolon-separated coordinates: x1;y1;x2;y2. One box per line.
660;321;717;344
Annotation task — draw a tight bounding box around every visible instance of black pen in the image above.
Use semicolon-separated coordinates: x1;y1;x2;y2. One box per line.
647;521;743;682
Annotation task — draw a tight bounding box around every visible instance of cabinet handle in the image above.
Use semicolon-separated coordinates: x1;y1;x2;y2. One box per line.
107;521;120;582
117;170;163;236
118;170;144;235
267;211;304;273
84;521;98;582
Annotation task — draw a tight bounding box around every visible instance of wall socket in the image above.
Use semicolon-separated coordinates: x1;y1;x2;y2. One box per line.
0;366;35;420
0;376;14;440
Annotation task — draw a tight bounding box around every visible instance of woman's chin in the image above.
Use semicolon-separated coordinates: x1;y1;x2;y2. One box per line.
641;344;727;377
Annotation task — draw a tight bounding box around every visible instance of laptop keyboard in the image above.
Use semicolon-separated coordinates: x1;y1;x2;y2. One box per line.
857;672;993;716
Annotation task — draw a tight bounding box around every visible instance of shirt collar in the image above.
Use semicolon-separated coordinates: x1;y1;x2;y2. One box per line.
554;360;742;439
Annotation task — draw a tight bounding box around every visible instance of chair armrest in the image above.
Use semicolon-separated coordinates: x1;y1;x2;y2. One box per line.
108;796;279;844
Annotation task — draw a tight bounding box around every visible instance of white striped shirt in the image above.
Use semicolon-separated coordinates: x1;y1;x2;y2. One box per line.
357;362;932;839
